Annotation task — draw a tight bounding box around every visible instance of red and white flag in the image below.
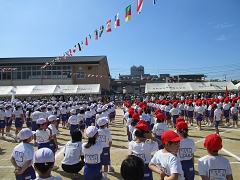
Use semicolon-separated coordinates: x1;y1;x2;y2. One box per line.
73;45;76;53
106;20;112;32
85;37;88;46
114;13;120;28
136;0;144;14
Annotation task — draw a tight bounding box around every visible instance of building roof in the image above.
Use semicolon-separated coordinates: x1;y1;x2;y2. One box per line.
0;56;106;66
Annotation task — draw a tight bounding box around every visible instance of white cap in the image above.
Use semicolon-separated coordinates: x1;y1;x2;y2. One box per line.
37;118;48;124
18;128;35;140
27;105;33;109
33;148;55;163
0;104;4;108
70;109;76;114
80;107;84;110
97;108;102;113
97;117;109;126
48;115;58;122
16;102;22;106
86;126;98;138
47;105;52;108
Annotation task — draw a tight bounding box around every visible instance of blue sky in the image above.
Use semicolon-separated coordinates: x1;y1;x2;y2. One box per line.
0;0;240;80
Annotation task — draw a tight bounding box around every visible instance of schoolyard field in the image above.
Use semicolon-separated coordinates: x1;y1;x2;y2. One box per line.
0;108;240;180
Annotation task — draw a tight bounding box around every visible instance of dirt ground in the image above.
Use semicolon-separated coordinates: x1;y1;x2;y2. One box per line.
0;108;240;180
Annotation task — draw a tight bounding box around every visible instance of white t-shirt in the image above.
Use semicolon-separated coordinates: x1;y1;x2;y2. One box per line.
129;141;158;164
97;128;112;148
48;124;57;138
126;118;132;127
35;176;62;180
152;123;168;136
170;108;181;116
5;109;12;118
77;113;86;122
61;141;83;165
214;109;222;121
12;142;34;168
68;115;80;125
151;150;184;180
0;110;6;120
178;138;196;161
31;111;44;122
36;129;50;144
13;109;23;118
60;108;67;114
82;142;103;164
85;111;92;118
196;106;205;114
198;155;232;179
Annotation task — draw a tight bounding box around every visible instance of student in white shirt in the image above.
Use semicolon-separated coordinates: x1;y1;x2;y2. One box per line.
12;102;25;142
11;128;36;180
0;104;6;139
68;109;81;136
176;122;196;180
25;105;33;129
31;109;44;146
33;148;62;180
5;104;13;137
48;115;58;154
149;130;184;180
213;104;222;135
82;126;103;180
85;107;93;128
36;118;52;150
96;117;113;180
186;101;194;126
129;120;161;180
78;107;86;138
60;103;68;129
129;113;140;141
230;102;238;128
198;134;233;180
61;129;84;179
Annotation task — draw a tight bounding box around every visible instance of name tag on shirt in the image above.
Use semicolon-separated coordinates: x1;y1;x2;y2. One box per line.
97;135;106;142
135;154;146;162
36;136;44;142
14;151;24;162
209;169;226;180
85;154;98;164
179;148;192;158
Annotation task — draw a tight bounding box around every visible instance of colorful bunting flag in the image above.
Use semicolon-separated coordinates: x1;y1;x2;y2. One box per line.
77;43;82;51
136;0;144;14
153;0;157;4
106;20;112;32
114;13;120;28
85;37;88;46
99;25;104;37
89;34;91;39
65;51;70;56
73;45;76;53
125;5;132;22
94;29;98;40
81;41;83;45
69;49;73;56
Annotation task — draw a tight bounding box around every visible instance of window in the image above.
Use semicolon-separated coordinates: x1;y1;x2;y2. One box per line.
2;71;11;80
76;71;85;79
12;71;21;79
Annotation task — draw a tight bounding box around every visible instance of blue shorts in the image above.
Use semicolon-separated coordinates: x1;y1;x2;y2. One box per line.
38;142;50;150
49;139;56;153
6;117;12;126
232;114;238;121
188;111;193;118
101;147;110;166
172;115;179;125
109;112;114;119
85;118;92;126
26;118;32;128
0;120;6;129
79;123;85;130
205;110;209;117
57;118;60;124
209;110;214;119
196;114;203;121
166;112;171;120
84;163;102;180
15;118;23;128
15;165;36;180
181;160;195;180
61;114;68;121
143;163;153;180
214;121;220;127
224;110;230;118
32;121;37;131
181;110;185;116
70;124;79;135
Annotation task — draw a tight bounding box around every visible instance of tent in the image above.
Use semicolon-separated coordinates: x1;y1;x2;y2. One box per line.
0;84;101;96
145;82;238;93
235;82;240;90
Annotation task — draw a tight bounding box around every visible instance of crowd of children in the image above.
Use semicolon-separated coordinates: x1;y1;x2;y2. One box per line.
0;95;238;179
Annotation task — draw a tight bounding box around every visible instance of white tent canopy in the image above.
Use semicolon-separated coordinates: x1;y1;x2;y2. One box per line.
235;82;240;90
0;84;101;96
145;82;238;93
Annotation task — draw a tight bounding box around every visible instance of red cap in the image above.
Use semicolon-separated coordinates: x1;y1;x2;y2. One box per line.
161;130;182;143
231;102;235;107
156;113;167;119
135;120;150;133
204;134;222;151
132;113;140;121
176;122;188;130
176;117;185;124
211;103;216;108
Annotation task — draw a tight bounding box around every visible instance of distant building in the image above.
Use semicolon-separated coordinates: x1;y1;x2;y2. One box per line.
130;65;144;75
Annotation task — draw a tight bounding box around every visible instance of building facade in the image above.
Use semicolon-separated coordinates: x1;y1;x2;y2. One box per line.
0;56;110;91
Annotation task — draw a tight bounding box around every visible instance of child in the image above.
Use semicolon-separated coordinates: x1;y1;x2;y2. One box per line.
96;117;112;180
0;104;6;139
121;155;144;180
198;134;233;180
12;102;25;142
61;129;84;179
128;113;140;141
36;118;52;150
149;130;184;180
48;115;58;154
176;122;196;180
77;107;86;138
230;102;238;128
5;104;13;137
68;109;81;136
82;126;103;180
152;113;168;150
213;104;222;135
129;120;161;180
31;109;44;146
60;103;68;129
25;105;33;129
11;128;36;180
169;102;181;128
33;148;62;180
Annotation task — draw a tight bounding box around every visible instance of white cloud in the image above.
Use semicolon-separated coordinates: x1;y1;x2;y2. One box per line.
216;35;230;41
214;23;234;29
